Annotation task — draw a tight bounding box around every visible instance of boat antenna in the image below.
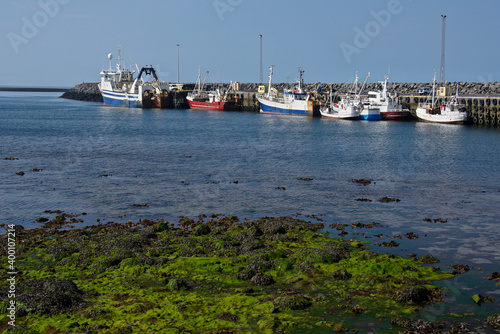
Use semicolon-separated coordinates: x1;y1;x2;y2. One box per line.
116;45;123;71
107;53;113;71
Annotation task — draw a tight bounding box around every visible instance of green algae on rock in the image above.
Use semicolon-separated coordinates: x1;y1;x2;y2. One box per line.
0;216;458;333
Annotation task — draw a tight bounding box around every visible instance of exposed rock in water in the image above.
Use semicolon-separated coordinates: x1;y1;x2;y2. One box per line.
487;313;500;329
396;286;433;303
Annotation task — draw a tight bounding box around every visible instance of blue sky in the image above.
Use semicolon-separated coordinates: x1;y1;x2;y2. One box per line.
1;0;499;87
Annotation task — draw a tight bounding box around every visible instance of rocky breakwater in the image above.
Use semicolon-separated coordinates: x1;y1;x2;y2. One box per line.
239;82;500;96
60;81;500;106
60;82;102;102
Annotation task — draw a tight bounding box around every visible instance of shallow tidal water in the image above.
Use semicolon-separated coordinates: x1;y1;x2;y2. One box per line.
1;92;499;331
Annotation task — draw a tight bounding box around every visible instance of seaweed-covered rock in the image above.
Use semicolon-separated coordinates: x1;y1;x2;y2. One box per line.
236;269;256;281
487;313;500;329
247;224;264;237
332;269;352;280
396;286;432;303
194;224;211;236
417;254;440;264
167;279;189;291
1;279;86;315
273;295;312;310
250;273;275;286
218;312;240;322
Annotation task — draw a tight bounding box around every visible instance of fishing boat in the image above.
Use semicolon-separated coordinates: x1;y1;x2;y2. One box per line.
355;72;381;121
99;47;170;108
186;69;241;111
319;87;360;120
368;75;411;120
257;67;316;116
319;96;360;120
415;73;467;124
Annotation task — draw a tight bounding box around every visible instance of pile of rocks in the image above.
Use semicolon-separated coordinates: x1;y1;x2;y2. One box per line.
60;82;103;102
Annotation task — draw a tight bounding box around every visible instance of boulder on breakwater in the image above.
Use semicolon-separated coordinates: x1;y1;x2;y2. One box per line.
60;82;103;102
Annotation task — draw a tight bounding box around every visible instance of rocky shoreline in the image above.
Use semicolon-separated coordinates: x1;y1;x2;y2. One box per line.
1;215;499;333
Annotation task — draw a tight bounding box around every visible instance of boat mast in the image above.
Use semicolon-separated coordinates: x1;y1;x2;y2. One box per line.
431;71;437;107
267;65;274;98
297;69;305;93
352;71;359;96
201;70;209;94
358;72;370;100
116;46;123;82
382;74;389;98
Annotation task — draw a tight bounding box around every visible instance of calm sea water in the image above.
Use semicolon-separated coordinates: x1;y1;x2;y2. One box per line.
1;92;500;325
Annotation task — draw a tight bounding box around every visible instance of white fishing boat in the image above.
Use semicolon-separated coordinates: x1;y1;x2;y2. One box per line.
368;75;411;120
99;47;170;108
319;90;360;120
416;73;467;124
257;66;316;116
320;72;371;120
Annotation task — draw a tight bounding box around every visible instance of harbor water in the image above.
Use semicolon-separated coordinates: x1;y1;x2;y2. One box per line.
1;92;500;327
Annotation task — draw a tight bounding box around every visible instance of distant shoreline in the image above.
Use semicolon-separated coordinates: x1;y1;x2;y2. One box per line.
0;87;69;92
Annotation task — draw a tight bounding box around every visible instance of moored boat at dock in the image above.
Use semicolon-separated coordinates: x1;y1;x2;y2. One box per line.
186;69;241;111
356;72;381;121
416;73;467;124
368;75;411;120
99;48;170;108
320;86;360;120
257;67;316;116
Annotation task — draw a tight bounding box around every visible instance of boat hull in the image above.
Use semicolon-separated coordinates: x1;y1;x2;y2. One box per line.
416;108;467;124
380;110;412;120
187;99;241;111
359;109;382;120
142;95;170;109
320;106;359;120
258;97;314;116
102;90;142;108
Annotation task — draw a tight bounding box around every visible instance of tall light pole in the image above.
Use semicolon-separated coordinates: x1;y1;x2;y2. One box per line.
259;34;263;84
177;44;180;83
440;15;446;84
